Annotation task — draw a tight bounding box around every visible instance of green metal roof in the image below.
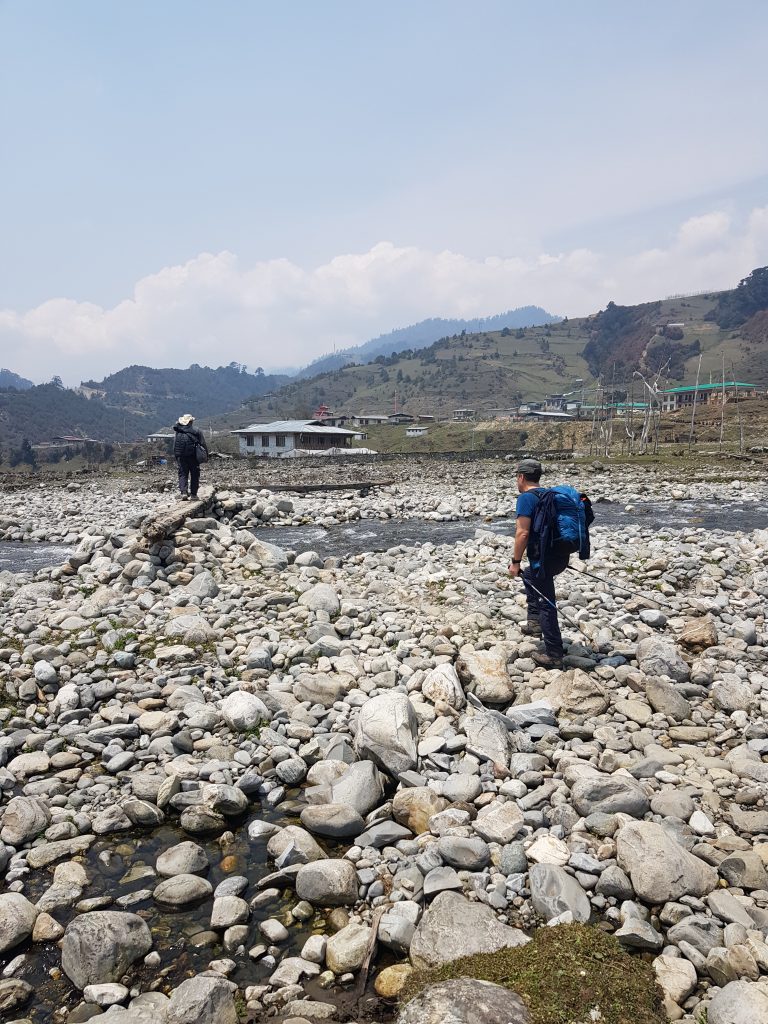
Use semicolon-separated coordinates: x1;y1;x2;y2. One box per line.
662;382;756;394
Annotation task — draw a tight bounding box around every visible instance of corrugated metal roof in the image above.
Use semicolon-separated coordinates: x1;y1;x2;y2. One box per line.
232;420;356;435
662;382;756;394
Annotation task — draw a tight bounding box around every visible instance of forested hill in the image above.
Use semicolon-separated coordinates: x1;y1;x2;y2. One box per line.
0;368;34;390
296;307;559;378
81;363;289;424
0;363;289;448
0;383;149;447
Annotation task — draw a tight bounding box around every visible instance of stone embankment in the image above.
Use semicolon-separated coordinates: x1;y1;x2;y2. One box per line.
0;459;766;1024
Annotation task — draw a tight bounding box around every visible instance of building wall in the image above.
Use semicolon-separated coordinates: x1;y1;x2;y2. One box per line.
239;433;298;457
238;433;352;456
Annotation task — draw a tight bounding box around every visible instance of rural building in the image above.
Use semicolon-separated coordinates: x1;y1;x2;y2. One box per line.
660;382;760;412
352;414;390;427
147;432;175;443
231;420;356;457
388;412;414;425
417;414;435;423
452;408;475;421
544;394;567;411
406;426;428;437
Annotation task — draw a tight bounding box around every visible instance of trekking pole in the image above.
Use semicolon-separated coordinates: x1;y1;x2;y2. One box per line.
565;564;669;608
516;576;597;647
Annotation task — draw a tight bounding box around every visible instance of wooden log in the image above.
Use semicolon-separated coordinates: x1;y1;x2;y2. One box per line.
141;486;215;543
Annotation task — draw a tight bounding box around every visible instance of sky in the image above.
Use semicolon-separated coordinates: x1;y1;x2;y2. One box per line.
1;1;768;385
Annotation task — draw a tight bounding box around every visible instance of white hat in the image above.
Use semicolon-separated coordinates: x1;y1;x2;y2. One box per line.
178;413;194;425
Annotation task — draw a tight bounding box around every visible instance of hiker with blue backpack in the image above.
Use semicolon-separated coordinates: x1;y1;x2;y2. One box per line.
508;458;594;669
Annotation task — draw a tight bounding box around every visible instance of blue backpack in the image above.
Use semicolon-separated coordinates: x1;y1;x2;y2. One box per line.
532;486;593;566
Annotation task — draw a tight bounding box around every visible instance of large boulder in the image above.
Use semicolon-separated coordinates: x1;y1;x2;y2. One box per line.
393;788;448;835
421;664;466;709
409;891;529;970
266;826;326;865
294;671;355;707
61;912;153;989
0;893;38;954
616;821;718;902
220;691;270;732
644;677;691;720
298;583;340;615
325;920;371;973
0;796;51;846
330;761;386;816
543;669;608;717
462;710;510;767
355;692;418;777
707;980;768;1024
570;774;650;818
529;864;590;923
635;637;689;682
456;646;515;704
167;975;237;1024
246;538;288;569
295;860;359;906
397;979;531;1024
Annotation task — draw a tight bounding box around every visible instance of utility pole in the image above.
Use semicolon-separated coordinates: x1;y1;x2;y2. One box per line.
688;353;702;453
719;353;726;453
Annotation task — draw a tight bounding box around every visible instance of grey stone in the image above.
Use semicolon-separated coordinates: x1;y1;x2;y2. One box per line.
397;978;531;1024
636;636;690;682
325;920;371;973
330;761;386;816
355;691;418;777
61;912;152;989
409;891;529;970
707;979;768;1024
300;804;365;838
295;860;358;906
166;975;237;1024
456;647;515;704
0;893;38;955
0;796;51;846
220;691;270;732
156;842;209;877
616;821;718;902
529;864;590;923
437;836;490;871
153;875;213;906
570;775;650;818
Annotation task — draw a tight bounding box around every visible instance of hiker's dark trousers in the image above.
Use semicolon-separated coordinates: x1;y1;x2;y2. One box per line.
177;456;200;497
522;555;568;657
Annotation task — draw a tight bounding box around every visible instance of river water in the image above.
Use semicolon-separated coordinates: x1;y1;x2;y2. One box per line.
254;498;767;560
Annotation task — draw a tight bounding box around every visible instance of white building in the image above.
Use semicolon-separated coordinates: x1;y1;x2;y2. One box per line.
406;426;428;437
351;414;390;427
231;420;357;457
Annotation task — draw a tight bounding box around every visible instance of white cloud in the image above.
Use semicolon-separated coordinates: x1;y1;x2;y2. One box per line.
2;208;768;385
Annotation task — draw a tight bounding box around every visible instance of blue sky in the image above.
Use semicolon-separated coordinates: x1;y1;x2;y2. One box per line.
1;0;768;382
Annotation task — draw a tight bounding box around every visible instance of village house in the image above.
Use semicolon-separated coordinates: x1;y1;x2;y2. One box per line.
351;414;390;427
231;419;356;457
388;412;414;425
406;425;428;437
452;408;475;421
660;381;760;412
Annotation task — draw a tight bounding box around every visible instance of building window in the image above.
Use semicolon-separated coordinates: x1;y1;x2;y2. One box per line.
261;435;270;448
246;436;254;447
275;434;286;447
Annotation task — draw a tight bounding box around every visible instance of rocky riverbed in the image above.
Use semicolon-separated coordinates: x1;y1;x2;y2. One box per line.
0;458;767;1024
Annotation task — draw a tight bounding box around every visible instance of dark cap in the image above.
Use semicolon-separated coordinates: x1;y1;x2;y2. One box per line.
516;457;543;477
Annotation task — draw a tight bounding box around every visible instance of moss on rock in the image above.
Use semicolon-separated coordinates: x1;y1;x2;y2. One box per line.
401;923;665;1024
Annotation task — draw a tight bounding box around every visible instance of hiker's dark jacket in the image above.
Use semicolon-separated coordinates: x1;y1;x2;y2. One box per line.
173;423;208;460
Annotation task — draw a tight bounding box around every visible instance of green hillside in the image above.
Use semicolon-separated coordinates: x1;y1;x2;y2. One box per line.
223;270;768;428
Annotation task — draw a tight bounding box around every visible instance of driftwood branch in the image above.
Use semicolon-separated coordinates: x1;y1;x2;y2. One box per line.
141;487;215;543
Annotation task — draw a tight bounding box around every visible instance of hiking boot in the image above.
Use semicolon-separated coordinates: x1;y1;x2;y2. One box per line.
532;651;564;669
179;494;189;501
520;619;542;637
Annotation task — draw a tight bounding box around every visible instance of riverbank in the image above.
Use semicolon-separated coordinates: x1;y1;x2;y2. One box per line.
0;459;766;1023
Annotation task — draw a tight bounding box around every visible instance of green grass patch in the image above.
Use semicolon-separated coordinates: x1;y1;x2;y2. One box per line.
401;924;665;1024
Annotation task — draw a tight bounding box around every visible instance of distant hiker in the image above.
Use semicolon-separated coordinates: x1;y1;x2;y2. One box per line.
173;413;208;501
508;458;593;669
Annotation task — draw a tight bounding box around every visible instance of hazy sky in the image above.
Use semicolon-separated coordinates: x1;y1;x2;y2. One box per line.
2;0;768;383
